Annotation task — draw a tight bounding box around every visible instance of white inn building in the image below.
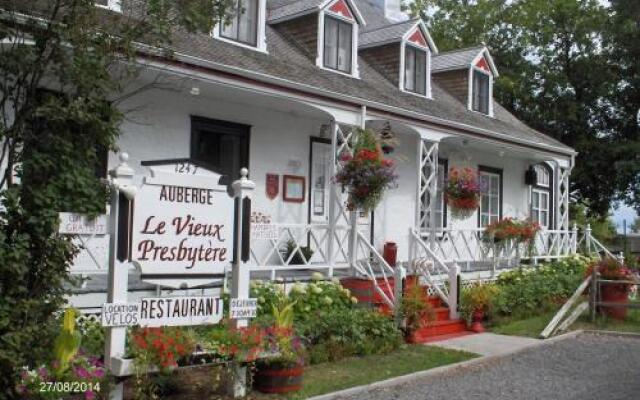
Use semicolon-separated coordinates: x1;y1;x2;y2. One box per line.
6;0;599;313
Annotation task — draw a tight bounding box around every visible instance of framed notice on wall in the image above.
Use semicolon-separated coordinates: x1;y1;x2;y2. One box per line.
283;175;305;203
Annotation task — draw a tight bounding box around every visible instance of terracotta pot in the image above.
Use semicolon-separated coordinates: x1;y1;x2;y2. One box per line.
470;309;485;333
254;363;303;394
600;283;629;321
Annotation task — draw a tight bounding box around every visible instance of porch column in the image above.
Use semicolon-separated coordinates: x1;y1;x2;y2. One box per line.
416;139;440;251
327;121;355;272
554;160;571;232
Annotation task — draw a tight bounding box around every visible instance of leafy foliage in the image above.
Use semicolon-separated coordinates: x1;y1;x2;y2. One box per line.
0;1;236;395
492;255;593;317
409;0;640;216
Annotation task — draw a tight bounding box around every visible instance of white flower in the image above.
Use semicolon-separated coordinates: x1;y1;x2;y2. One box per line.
342;288;351;297
258;297;265;304
323;296;333;305
350;296;358;304
311;272;324;281
292;283;306;294
312;286;323;294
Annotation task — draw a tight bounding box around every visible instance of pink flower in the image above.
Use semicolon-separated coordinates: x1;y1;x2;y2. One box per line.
74;366;91;379
93;368;105;378
84;390;95;400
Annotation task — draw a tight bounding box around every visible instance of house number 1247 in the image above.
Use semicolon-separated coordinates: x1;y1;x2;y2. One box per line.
175;163;198;174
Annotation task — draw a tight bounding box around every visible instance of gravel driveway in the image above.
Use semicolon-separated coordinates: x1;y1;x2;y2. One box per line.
336;333;640;400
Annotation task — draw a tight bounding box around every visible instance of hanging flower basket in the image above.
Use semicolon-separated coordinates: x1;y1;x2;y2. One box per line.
444;167;481;220
485;217;541;245
334;128;398;213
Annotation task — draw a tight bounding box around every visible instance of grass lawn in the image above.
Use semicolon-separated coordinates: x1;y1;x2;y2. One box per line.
275;345;477;399
489;304;640;338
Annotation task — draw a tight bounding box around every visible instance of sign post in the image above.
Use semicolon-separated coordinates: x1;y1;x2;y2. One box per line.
104;153;136;400
228;168;255;397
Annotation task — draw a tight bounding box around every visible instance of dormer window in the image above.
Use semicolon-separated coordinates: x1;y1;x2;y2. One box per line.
220;0;259;46
404;45;427;96
214;0;267;52
316;0;363;78
323;16;353;73
472;69;490;114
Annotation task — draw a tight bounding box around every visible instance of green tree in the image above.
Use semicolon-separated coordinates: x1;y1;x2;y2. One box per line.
0;1;233;396
409;0;640;217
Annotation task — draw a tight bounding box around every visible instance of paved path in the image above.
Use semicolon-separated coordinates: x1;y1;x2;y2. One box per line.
429;332;539;356
334;333;640;400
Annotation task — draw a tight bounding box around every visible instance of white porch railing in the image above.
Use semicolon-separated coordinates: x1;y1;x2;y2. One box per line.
352;230;396;308
409;228;451;305
417;227;580;268
248;223;351;280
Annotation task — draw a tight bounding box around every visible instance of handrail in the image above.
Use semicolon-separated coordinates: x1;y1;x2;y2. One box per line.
410;229;450;305
540;275;592;338
590;236;617;260
353;230;395;309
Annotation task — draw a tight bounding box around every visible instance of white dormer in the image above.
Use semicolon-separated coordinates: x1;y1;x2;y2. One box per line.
432;46;499;116
467;48;499;116
317;0;365;78
399;20;437;98
213;0;268;53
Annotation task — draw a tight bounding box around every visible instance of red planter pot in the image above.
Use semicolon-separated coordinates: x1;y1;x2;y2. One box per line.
254;363;304;394
600;284;629;321
470;309;485;333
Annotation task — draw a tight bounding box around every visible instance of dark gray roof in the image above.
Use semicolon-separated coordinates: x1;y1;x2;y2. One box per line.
160;0;572;154
432;46;484;72
268;0;323;22
359;18;417;47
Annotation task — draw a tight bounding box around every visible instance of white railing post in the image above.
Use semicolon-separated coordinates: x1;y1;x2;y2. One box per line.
348;211;358;270
585;224;592;256
394;266;407;327
571;223;578;254
448;263;461;319
228;168;255;398
105;153;137;400
327;121;339;270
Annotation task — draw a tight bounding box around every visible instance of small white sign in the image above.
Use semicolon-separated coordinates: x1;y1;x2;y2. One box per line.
59;213;108;235
101;296;224;327
251;223;279;240
230;298;258;319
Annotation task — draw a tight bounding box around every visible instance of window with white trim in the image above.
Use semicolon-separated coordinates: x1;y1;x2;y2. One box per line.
479;168;501;227
323;15;353;73
220;0;259;46
472;70;490;114
404;45;427;96
531;164;552;228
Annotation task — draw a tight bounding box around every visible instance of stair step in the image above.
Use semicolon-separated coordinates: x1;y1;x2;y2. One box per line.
418;331;475;344
407;319;468;344
433;307;450;321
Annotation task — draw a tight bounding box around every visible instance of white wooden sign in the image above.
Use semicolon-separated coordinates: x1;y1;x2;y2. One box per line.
251;223;278;240
101;296;224;327
59;212;108;235
58;212;109;274
131;161;234;288
230;298;258;319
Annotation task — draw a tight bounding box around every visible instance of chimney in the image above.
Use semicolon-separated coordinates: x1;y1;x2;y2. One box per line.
370;0;409;23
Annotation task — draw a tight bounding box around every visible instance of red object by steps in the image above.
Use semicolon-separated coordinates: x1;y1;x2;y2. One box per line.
341;276;470;343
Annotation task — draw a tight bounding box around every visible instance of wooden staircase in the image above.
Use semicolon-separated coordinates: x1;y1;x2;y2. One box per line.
341;275;471;343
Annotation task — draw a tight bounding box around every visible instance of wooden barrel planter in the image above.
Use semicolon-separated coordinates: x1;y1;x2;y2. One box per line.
600;283;629;320
253;363;303;394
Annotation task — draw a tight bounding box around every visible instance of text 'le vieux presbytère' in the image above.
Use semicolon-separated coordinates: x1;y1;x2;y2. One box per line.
136;185;228;268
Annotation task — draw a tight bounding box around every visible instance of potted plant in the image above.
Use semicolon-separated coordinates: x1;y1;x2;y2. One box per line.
460;283;499;332
589;258;634;320
254;300;305;394
334;128;398;212
400;281;435;342
282;240;314;265
443;167;482;219
484;217;540;259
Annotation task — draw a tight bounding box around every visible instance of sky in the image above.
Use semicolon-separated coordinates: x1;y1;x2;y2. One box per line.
613;204;637;233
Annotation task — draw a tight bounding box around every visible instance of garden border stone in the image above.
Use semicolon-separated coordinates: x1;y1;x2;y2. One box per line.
307;330;584;400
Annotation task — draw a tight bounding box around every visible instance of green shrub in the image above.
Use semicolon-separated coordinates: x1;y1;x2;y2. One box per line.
77;315;105;357
289;279;356;317
493;255;593;317
295;308;402;364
